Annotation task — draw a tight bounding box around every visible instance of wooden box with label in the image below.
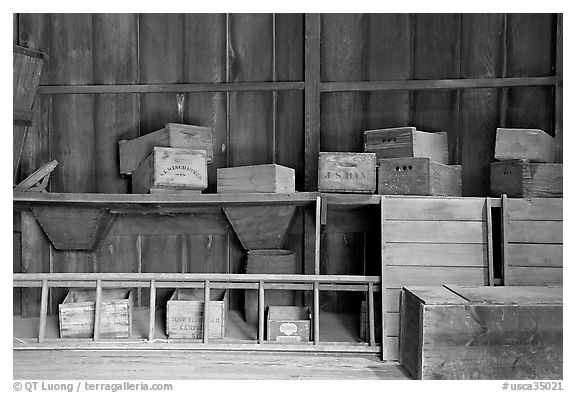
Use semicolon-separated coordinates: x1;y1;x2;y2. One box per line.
166;289;227;339
318;152;377;193
132;147;208;194
267;306;311;342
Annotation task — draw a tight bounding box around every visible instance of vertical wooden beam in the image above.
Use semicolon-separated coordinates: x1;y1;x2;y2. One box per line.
368;281;375;346
485;198;495;286
37;279;48;343
203;280;210;343
380;196;387;360
313;280;320;344
93;279;102;341
304;13;321;192
498;14;509;128
258;280;265;343
148;279;156;340
501;195;509;285
555;14;563;163
314;196;321;275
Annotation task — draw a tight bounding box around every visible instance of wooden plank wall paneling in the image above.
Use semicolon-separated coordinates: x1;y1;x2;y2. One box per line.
13;212;22;316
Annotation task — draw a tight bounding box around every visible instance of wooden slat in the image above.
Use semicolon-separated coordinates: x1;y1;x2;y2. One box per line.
314;197;321;275
508;244;562;267
507;221;562;244
384;243;488;266
382;197;486;221
507;198;563;221
304;13;321;192
93;279;103;341
148;280;156;340
368;282;375;346
380;197;388;360
384;221;486;243
555;14;563;163
485;198;495;286
506;267;562;286
204;280;211;343
258;280;264;344
385;266;487;288
313;281;319;344
38;280;48;342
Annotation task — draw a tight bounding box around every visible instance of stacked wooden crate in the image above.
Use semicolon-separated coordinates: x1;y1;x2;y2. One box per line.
119;123;214;194
491;128;562;197
364;127;462;196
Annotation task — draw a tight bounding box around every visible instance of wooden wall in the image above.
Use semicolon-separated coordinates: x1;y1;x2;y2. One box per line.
14;14;561;317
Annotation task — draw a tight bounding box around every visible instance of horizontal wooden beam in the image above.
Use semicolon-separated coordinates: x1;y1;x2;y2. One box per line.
13;109;34;126
38;82;305;95
320;76;557;92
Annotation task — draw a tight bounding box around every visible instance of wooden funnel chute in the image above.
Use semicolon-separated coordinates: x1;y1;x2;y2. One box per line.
223;205;298;250
32;206;115;251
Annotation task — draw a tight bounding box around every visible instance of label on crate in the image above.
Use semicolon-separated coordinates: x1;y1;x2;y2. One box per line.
276;335;302;342
279;322;298;336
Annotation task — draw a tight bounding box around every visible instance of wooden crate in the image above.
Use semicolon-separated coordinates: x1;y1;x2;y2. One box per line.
166;289;227;339
378;157;462;196
364;127;448;164
13;45;45;182
119;123;214;175
495;128;556;163
217;164;295;193
400;286;562;380
59;289;133;338
267;306;311;342
491;160;562;198
132;147;208;194
318;152;377;193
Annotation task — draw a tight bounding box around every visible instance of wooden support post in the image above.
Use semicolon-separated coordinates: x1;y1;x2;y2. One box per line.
38;279;48;343
555;14;563;163
368;281;376;346
313;280;320;344
486;198;495;286
93;279;102;341
501;195;509;285
314;196;321;275
304;13;321;192
380;196;388;360
258;280;265;344
148;279;156;340
203;280;210;344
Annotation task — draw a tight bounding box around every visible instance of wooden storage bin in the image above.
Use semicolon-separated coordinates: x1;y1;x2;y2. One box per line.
378;157;462;196
318;152;377;193
132;147;208;194
59;289;133;338
166;289;228;339
267;306;311;342
495;128;556;163
491;160;562;198
400;285;562;380
217;164;295;193
119;123;214;175
364;127;448;164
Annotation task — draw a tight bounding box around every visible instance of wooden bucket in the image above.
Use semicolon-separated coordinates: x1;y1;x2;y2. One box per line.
244;249;297;325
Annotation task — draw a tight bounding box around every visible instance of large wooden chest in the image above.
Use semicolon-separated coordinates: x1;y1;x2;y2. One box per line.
166;289;227;339
364;127;448;164
318;152;377;193
378;157;462;196
119;123;214;175
217;164;295;193
59;289;133;338
132;147;208;194
399;285;562;380
495;128;556;163
491;160;562;198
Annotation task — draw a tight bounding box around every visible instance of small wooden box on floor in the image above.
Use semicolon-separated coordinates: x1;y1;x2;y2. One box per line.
119;123;214;175
495;128;556;163
166;289;227;339
400;285;562;380
491;160;562;198
378;157;462;196
267;306;311;342
364;127;448;164
59;289;133;338
217;164;295;193
132;147;208;194
318;152;376;193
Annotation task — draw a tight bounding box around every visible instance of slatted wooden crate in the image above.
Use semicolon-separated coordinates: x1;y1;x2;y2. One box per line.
503;198;562;286
381;196;493;360
217;164;295;193
59;289;133;338
378;157;462;196
364;127;448;164
267;306;311;342
13;45;45;182
318;152;377;193
495;128;556;163
400;285;562;380
491;160;562;198
119;123;214;175
132;147;208;194
166;289;227;339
